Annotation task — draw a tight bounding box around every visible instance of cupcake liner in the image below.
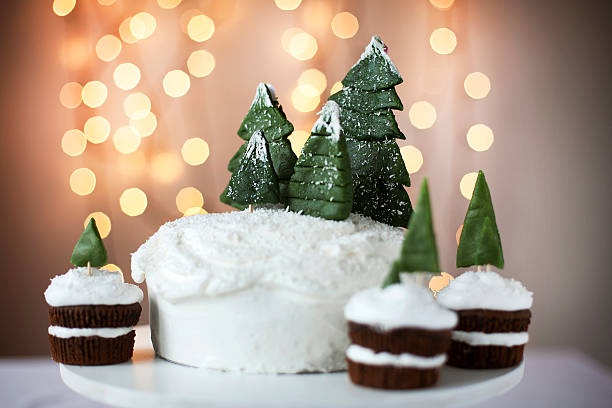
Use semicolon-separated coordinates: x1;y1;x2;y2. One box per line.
455;309;531;333
48;331;136;365
48;303;142;328
347;358;440;389
348;321;452;357
446;340;525;369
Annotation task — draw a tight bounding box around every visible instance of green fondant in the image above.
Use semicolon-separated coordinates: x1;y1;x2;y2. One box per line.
298;135;343;156
329;86;403;113
288;182;353;202
228;142;247;172
339;108;405;141
287;198;352;220
295;154;350;171
346;139;410;185
70;218;108;267
291;166;351;186
381;261;402;288
352;176;412;227
342;36;403;91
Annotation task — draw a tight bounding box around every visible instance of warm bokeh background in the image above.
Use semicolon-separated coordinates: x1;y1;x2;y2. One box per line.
1;0;611;367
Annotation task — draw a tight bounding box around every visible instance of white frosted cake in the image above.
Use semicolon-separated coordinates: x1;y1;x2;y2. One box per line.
131;208;403;373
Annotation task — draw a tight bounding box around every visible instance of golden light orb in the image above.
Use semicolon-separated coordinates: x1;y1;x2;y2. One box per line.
157;0;182;9
70;168;96;196
331;12;359;39
289;32;318;60
181;138;210;166
53;0;76;16
176;187;204;214
129;16;146;39
61;129;87;157
59;82;82;108
151;152;183;183
466;124;494;152
183;207;208;216
113;62;141;90
291;84;320;112
119;18;139;44
281;27;303;53
400;145;424;174
289;130;309;156
132;12;156;40
187;50;216;78
298;69;327;95
123;92;151;120
97;0;117;6
113;126;141;154
429;0;455;9
119;188;148;216
274;0;302;11
180;9;202;34
163;70;191;97
95;35;122;62
187;14;215;42
329;81;343;95
84;212;111;239
83;116;111;144
430;28;457;55
464;71;491;99
81;81;108;108
129;112;157;138
408;101;437;130
460;172;479;199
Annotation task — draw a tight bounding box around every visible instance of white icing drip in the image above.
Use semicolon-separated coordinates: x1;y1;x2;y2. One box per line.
312;101;342;141
437;271;533;311
350;35;400;77
345;282;457;330
131;209;403;302
452;331;529;347
48;326;133;339
44;267;143;307
346;345;447;368
245;130;269;162
251;82;276;108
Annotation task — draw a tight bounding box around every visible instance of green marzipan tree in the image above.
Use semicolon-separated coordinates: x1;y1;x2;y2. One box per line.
222;83;295;207
71;218;108;267
287;101;353;221
220;130;280;209
456;170;504;269
382;178;440;288
329;35;412;227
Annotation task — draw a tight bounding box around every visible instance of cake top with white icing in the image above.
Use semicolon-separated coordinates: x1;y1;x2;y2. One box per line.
131;208;403;302
436;271;533;311
44;267;143;307
344;282;458;330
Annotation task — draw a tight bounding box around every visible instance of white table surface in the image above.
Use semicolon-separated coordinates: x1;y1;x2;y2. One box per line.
1;349;611;408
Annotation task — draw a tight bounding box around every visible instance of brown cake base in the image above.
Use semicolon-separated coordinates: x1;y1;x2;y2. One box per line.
48;331;136;365
49;303;142;328
447;340;524;369
455;309;531;333
347;358;440;389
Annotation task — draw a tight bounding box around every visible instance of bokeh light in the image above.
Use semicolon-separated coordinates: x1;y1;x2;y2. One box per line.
456;224;463;245
70;168;96;196
151;152;183;183
113;126;141;154
187;14;215;42
289;130;309;156
181;138;210;166
123;92;151;120
84;212;111;239
117;151;146;176
329;81;343;95
132;12;156;40
430;28;457;55
460;172;479;199
157;0;182;9
289;32;318;60
53;0;76;16
298;69;327;95
84;116;111;144
59;38;88;70
400;145;424;174
183;207;208;216
119;188;148;216
119;18;139;44
113;63;141;90
98;0;117;6
464;72;491;99
129;16;146;39
180;9;202;34
95;35;122;62
281;27;303;53
408;101;437;129
61;129;87;157
275;0;302;10
129;112;157;138
466;124;494;152
292;85;320;112
81;81;108;108
176;187;204;214
429;0;455;9
331;12;359;39
163;70;191;97
187;50;216;78
59;82;82;108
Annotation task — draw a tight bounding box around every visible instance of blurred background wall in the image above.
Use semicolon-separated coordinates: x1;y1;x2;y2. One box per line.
1;0;611;366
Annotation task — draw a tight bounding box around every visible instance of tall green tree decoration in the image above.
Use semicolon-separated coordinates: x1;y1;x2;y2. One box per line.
329;35;412;227
456;170;504;269
287;101;353;220
382;178;440;288
220;130;280;210
71;218;108;269
222;83;295;207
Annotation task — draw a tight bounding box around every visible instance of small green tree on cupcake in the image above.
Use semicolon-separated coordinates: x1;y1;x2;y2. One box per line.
382;178;440;288
71;218;108;275
220;130;280;212
456;170;504;271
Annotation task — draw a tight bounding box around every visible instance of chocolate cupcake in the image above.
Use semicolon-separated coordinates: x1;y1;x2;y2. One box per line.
44;267;143;365
344;282;457;389
436;271;533;369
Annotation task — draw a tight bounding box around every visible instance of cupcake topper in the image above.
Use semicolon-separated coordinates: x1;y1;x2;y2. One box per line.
382;178;440;288
70;218;108;275
456;170;504;269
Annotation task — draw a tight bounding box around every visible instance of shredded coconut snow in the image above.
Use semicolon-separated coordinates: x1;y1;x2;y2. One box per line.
251;82;276;108
245;130;269;162
351;35;401;77
312;101;342;141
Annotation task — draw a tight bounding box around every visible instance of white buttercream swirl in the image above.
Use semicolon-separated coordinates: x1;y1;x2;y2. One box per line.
346;345;447;368
48;326;133;339
451;331;529;347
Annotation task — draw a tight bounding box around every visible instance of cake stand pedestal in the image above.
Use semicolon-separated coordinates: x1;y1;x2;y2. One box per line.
59;356;524;408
